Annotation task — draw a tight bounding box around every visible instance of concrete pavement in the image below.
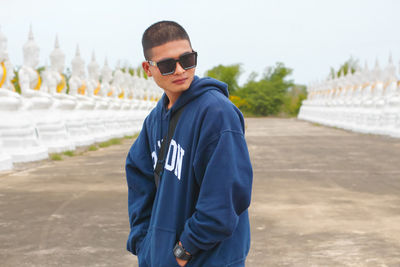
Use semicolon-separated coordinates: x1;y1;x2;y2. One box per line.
1;118;400;266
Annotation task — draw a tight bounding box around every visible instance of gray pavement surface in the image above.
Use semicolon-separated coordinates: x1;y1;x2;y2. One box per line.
1;118;400;266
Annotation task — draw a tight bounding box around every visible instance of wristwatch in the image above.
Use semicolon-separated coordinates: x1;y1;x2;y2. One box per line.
173;242;192;261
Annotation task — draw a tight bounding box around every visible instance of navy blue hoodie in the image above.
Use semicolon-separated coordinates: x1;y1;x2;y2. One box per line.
126;76;253;267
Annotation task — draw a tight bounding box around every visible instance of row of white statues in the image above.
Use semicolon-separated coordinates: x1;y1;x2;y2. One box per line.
298;55;400;138
0;26;163;171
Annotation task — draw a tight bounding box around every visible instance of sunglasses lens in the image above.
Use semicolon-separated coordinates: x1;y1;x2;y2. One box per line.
157;58;176;75
154;52;198;75
180;52;197;70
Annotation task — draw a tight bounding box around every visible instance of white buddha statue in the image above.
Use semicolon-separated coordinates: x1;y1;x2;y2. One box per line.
377;54;397;135
100;57;113;98
0;25;22;109
349;67;364;132
383;56;400;137
128;70;142;133
118;67;136;136
86;52;110;142
46;35;76;110
69;45;95;109
392;60;400;137
0;26;14;170
0;25;48;163
368;60;385;134
112;63;124;101
94;57;115;141
19;29;74;153
110;63;124;112
130;69;140;107
65;44;94;147
341;70;356;130
18;25;53;110
87;51;101;98
148;77;159;110
88;52;109;108
102;62;124;138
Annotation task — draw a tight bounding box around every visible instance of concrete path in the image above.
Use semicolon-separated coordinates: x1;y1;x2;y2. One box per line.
1;118;400;266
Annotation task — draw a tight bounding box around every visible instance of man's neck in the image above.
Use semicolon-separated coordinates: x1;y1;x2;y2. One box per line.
165;92;182;110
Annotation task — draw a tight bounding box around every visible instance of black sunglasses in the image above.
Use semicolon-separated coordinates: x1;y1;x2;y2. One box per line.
148;51;198;76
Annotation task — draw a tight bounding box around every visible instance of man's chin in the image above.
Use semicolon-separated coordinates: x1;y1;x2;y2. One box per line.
171;81;191;92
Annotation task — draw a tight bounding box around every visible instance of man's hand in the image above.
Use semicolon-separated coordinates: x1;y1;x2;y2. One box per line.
175;241;190;267
175;257;188;267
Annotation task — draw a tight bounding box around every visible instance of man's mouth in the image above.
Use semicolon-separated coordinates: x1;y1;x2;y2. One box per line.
172;78;187;85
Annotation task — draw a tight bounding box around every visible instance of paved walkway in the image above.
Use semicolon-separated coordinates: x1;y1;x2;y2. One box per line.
1;118;400;266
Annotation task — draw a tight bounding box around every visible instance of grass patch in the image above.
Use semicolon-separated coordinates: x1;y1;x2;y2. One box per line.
50;154;63;161
124;132;140;139
88;145;98;151
63;150;75;157
311;122;323;127
99;138;122;148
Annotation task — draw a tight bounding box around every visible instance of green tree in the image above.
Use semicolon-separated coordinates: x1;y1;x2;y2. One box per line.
204;64;242;94
282;85;307;116
236;62;294;116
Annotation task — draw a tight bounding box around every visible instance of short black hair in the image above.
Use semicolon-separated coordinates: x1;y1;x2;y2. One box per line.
142;21;192;60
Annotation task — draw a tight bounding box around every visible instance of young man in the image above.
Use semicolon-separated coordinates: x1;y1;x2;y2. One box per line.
125;21;253;267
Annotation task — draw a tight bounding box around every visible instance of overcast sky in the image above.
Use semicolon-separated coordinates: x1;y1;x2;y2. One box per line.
1;0;399;86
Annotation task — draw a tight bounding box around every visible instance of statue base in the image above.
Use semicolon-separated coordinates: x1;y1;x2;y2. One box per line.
0;111;49;163
0;151;13;171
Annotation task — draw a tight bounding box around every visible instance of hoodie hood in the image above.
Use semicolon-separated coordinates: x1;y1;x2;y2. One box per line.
159;76;229;115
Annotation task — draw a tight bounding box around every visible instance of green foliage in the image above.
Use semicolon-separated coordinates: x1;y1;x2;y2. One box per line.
63;151;75;157
65;68;71;94
124;133;139;139
11;68;21;94
235;62;294;116
135;64;148;79
205;64;242;94
50;154;63;161
37;66;45;75
88;145;98;151
282;85;307;116
99;138;122;148
203;62;306;117
330;57;359;78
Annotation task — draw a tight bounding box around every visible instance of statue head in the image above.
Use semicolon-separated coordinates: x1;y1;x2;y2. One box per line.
71;44;86;78
101;57;113;84
384;53;396;82
0;25;8;62
373;59;382;83
50;35;65;73
23;25;40;68
87;51;100;80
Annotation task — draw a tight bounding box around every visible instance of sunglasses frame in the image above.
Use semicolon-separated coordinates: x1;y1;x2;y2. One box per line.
148;51;198;76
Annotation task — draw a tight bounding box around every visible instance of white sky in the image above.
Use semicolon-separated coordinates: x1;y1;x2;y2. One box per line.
1;0;400;86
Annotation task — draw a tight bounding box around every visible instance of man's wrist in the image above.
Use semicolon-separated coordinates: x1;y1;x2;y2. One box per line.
173;241;192;261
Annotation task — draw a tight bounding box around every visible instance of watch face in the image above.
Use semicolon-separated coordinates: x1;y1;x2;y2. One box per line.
176;248;183;256
174;243;192;261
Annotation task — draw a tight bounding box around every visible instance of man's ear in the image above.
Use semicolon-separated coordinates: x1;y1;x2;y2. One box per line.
142;61;152;77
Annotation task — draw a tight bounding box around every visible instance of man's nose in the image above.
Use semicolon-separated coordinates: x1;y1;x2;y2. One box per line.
174;61;185;75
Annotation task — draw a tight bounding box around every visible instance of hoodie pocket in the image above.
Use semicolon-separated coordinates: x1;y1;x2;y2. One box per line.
149;227;180;267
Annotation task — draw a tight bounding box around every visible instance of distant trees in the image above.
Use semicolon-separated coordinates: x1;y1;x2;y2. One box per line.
204;62;306;117
205;64;242;95
330;56;359;78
